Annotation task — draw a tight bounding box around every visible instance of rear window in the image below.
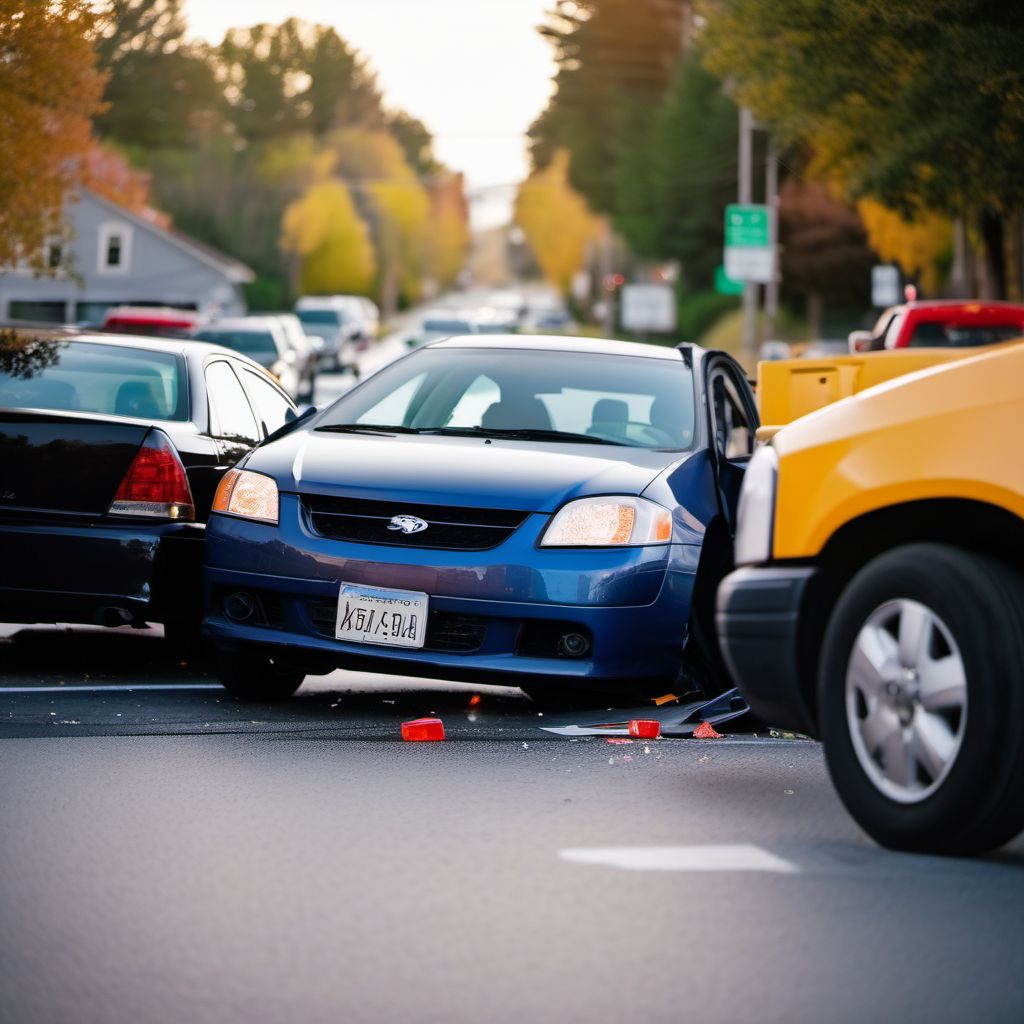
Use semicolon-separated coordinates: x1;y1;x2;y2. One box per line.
0;335;186;420
298;309;344;327
907;321;1024;348
194;329;277;358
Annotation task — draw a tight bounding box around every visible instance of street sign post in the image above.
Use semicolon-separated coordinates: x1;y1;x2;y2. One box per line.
715;264;744;296
724;203;774;284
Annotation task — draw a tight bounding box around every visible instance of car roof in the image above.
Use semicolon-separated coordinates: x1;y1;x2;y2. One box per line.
428;333;689;360
61;332;272;372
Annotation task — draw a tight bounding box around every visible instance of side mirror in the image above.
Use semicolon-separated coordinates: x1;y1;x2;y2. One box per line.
848;330;875;353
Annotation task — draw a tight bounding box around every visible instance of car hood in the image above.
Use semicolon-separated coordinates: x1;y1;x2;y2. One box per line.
248;430;689;513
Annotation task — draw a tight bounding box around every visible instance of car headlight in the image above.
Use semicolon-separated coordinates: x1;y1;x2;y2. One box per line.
212;469;279;525
540;496;672;547
733;444;778;566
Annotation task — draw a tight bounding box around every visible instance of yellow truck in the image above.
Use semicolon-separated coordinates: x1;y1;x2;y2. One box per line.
717;342;1024;855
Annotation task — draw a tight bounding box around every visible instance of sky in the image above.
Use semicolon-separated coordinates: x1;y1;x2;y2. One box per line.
182;0;557;227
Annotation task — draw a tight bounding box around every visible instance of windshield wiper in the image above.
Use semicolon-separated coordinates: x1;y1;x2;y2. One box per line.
421;426;633;446
315;423;423;435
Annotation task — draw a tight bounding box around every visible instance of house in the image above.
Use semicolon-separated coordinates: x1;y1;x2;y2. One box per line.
0;189;253;324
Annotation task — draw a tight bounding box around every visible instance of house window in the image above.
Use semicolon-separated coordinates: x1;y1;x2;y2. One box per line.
45;238;63;270
98;222;132;274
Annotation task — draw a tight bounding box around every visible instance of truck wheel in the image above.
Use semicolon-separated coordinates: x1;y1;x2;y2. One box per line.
818;543;1024;855
215;644;305;701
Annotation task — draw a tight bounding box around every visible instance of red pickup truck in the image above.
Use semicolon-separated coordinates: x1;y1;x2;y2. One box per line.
849;300;1024;352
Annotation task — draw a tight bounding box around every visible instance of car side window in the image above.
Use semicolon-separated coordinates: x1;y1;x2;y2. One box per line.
205;361;260;443
240;368;294;436
710;370;754;460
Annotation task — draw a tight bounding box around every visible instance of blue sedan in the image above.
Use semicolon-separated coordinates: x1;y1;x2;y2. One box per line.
202;335;759;701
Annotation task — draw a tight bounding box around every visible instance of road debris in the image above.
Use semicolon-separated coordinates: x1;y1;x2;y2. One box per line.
628;719;660;739
539;688;748;738
693;721;723;739
401;717;445;741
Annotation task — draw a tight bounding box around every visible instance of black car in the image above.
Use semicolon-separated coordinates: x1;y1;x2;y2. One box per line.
0;330;297;642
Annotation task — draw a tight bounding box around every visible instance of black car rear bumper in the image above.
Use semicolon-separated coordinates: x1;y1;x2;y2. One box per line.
0;518;204;628
716;565;818;735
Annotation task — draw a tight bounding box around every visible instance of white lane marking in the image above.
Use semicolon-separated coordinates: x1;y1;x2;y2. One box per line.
559;844;800;874
0;684;222;694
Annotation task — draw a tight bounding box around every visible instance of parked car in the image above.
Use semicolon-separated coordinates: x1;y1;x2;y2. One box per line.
263;313;317;403
101;306;203;338
717;341;1024;855
203;334;759;703
409;312;479;348
191;317;302;401
848;300;1024;352
0;329;296;642
295;296;374;372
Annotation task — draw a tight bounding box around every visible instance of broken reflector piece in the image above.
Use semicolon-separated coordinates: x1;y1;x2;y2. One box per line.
539;688;748;738
401;717;445;741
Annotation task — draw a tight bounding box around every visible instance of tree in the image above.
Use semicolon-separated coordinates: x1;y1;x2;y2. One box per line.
94;0;221;148
515;149;604;293
281;181;377;296
0;1;107;270
700;0;1024;296
857;199;952;296
428;173;471;291
528;0;688;213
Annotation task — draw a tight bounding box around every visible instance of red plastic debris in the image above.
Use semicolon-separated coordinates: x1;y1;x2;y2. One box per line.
693;721;723;739
606;738;634;745
628;719;661;739
468;694;482;707
401;717;445;742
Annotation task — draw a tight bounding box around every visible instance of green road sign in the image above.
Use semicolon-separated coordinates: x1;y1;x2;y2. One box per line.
715;265;744;295
725;204;770;248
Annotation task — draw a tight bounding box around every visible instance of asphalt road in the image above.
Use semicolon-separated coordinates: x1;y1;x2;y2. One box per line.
1;624;1022;1024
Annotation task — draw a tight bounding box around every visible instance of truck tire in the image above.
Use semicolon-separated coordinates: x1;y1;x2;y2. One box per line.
818;543;1024;855
215;644;305;702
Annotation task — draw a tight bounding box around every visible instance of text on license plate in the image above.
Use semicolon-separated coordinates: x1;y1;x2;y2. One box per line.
335;584;428;649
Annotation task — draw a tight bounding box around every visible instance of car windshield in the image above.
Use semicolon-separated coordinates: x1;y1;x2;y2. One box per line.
194;329;277;358
907;321;1024;347
317;347;695;449
423;319;475;334
0;336;186;420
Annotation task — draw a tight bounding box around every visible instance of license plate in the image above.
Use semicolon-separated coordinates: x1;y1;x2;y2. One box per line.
335;584;428;649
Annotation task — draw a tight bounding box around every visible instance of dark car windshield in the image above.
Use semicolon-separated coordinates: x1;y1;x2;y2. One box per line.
194;329;277;360
317;346;695;449
0;335;186;420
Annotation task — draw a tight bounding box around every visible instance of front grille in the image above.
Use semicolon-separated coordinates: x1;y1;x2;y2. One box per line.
309;602;488;653
303;494;530;551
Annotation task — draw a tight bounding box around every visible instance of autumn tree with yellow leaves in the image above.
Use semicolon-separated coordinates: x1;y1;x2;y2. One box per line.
515;149;603;294
0;1;107;270
281;181;377;297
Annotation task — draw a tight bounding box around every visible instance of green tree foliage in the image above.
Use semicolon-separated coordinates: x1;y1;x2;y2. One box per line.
220;19;382;142
94;0;221;148
699;0;1024;295
528;0;686;214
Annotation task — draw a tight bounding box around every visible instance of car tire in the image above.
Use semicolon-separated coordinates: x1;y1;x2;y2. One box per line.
818;543;1024;855
215;644;306;702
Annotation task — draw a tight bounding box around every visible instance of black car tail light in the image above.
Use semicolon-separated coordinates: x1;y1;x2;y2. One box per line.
107;429;195;521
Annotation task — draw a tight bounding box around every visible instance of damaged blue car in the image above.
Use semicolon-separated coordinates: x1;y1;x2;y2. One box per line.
202;335;758;701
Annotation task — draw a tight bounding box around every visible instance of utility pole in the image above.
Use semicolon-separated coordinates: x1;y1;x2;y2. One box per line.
738;107;757;356
764;134;779;342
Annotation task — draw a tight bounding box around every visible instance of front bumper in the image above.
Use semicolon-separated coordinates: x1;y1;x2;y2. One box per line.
0;516;205;627
203;496;700;691
716;565;818;735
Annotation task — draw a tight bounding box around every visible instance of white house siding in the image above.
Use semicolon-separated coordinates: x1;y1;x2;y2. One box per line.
0;191;251;324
